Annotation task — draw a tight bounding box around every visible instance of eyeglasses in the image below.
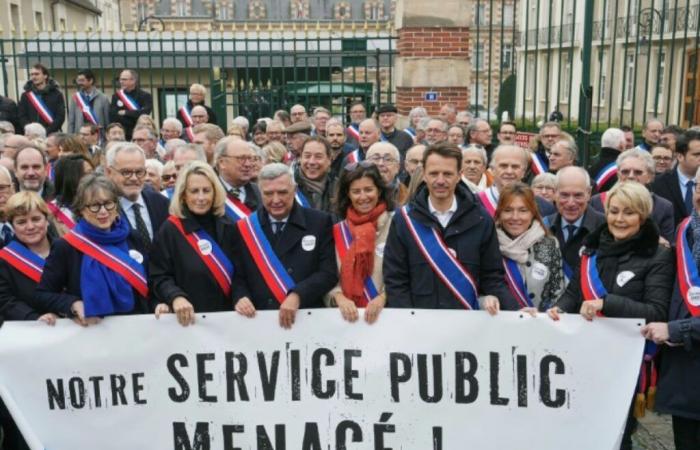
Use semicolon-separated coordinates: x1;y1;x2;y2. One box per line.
344;160;375;172
367;155;398;164
652;155;673;162
426;128;445;133
162;174;177;182
0;184;11;192
113;167;147;178
222;154;256;163
85;201;117;213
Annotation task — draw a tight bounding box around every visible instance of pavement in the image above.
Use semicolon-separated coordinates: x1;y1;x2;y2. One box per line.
633;411;675;450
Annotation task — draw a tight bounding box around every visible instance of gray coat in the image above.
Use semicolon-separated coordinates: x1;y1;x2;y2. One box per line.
67;88;110;133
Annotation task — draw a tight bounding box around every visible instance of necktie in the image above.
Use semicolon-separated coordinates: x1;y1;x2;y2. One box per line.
272;221;285;235
132;203;152;249
1;225;12;245
565;224;577;243
230;186;241;200
685;180;695;215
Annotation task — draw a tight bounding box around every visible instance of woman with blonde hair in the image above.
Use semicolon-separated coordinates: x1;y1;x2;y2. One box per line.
150;161;237;326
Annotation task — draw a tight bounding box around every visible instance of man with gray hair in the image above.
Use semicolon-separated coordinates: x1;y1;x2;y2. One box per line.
589;148;674;243
132;124;159;159
366;141;407;205
424;118;448;145
172;143;207;173
547;139;577;174
160;117;183;145
109;69;153;140
105;142;169;249
311;107;331;138
588;127;626;192
23;122;46;140
232;116;250;138
439;103;458;126
231;162;337;329
461;144;489;193
215;137;261;220
636;118;664;152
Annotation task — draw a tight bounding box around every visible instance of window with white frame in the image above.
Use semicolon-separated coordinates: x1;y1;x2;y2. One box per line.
502;43;513;69
503;4;514;26
654;51;666;110
526;55;535;99
176;0;187;16
475;43;485;70
561;53;571;101
598;49;607;104
625;52;636;106
476;4;487;26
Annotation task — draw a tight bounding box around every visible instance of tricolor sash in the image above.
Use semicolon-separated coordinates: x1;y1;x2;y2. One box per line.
295;189;311;208
595;162;617;190
46;161;55;183
503;257;533;308
47;200;76;229
168;216;233;296
400;206;479;309
179;105;193;127
73;92;98;125
333;220;380;307
530;151;549;175
26;91;55;125
0;241;45;283
477;187;499;217
676;217;700;317
161;187;175;200
237;211;296;303
347;123;360;141
116;90;140;111
580;253;607;302
599;192;608;208
63;230;148;297
224;194;252;223
184;126;195;142
404;127;416;140
346;149;361;164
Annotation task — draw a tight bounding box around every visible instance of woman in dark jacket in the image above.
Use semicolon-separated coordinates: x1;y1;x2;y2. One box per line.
549;181;674;450
35;174;151;325
642;182;700;450
149;161;236;326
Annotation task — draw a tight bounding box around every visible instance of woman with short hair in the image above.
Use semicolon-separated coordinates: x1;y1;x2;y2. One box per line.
48;153;94;235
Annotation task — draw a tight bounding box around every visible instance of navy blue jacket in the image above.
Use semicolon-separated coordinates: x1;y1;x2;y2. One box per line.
650;168;689;227
383;184;518;310
122;187;170;250
546;207;606;274
587;147;620;193
231;203;338;310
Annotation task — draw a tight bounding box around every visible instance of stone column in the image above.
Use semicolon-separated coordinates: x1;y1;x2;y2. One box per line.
395;0;470;116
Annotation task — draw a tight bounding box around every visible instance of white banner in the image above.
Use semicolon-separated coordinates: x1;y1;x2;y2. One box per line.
0;310;644;450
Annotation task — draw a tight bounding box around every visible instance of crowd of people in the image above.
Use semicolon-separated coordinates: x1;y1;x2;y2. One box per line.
0;64;698;450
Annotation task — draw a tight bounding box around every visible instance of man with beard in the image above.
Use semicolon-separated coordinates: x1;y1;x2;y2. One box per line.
325;120;352;179
67;69;110;134
18;63;65;133
14;145;54;202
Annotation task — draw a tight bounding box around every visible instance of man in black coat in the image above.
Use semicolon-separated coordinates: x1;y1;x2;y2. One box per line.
545;166;606;276
377;104;414;158
651;129;700;227
383;142;518;311
17;63;65;134
0;94;19;132
215;137;262;214
232;163;337;328
109;69;153;140
587;127;626;193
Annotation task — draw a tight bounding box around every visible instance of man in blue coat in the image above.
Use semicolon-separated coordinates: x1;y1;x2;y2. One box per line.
383;142;518;312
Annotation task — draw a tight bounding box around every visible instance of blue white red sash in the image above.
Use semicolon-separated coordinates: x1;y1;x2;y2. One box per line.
63;230;148;297
295;189;311;208
47;200;76;229
168;216;233;296
161;187;174;199
503;257;533;308
184;126;195;142
179;105;193;127
580;253;607;302
346;149;361;164
26;91;54;125
676;217;700;317
347;124;360;141
400;206;479;309
116;90;140;111
224;194;252;223
404;127;416;140
333;220;380;307
477;187;499;217
237;211;296;303
0;240;45;283
73;92;98;125
530;151;549;175
599;192;608;209
595;162;617;190
46;160;55;183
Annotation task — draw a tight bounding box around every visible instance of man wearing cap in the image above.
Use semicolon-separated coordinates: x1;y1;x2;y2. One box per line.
377;104;414;158
284;120;312;163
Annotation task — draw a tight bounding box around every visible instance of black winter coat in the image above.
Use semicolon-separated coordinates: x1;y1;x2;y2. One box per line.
555;220;673;321
17;79;65;133
0;95;19;132
383;184;518;310
109;88;153;140
587;147;620;193
0;243;44;320
176;100;218;128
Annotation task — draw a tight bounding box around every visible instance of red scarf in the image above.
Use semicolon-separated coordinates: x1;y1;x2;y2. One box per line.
340;202;387;304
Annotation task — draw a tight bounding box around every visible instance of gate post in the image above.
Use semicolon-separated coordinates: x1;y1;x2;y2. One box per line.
577;0;595;166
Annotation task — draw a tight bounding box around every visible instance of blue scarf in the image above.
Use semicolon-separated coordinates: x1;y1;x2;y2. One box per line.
75;218;136;317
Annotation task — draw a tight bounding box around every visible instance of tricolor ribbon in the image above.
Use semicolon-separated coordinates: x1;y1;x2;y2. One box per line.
179;105;193;127
168;216;234;296
333;220;380;307
503;257;533;308
595;162;618;190
404;127;416;140
73;92;98;125
116;90;140;111
0;240;45;283
400;206;479;309
237;212;296;303
676;217;700;317
295;189;311;208
530;151;549;175
477;187;499;217
346;149;360;164
580;253;607;303
224;194;252;223
347;124;360;141
46;200;76;230
26;91;55;125
184;127;195;142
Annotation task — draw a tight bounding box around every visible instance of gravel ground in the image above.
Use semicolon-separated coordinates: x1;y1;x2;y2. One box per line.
633;411;675;450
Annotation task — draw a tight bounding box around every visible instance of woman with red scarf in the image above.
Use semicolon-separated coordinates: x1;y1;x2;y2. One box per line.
329;162;394;323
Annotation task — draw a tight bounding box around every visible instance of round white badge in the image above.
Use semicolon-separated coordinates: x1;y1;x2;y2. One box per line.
117;100;124;107
301;235;316;251
128;249;143;264
197;239;212;256
376;242;386;257
531;262;548;281
688;286;700;306
616;271;635;288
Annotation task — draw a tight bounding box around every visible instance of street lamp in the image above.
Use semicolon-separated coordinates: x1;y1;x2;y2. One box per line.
638;7;662;56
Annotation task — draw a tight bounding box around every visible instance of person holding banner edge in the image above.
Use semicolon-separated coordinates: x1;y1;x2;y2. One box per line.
35;174;152;326
327;162;393;323
383;142;518;312
548;181;674;450
149;161;236;326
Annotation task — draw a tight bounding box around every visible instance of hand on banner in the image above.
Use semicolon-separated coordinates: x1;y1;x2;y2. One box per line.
365;294;386;324
580;299;604;321
154;303;171;319
235;297;256;318
172;296;195;326
335;294;359;323
70;300;88;326
520;307;538;317
483;295;500;316
641;322;670;344
37;313;58;326
547;306;564;321
279;292;300;329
